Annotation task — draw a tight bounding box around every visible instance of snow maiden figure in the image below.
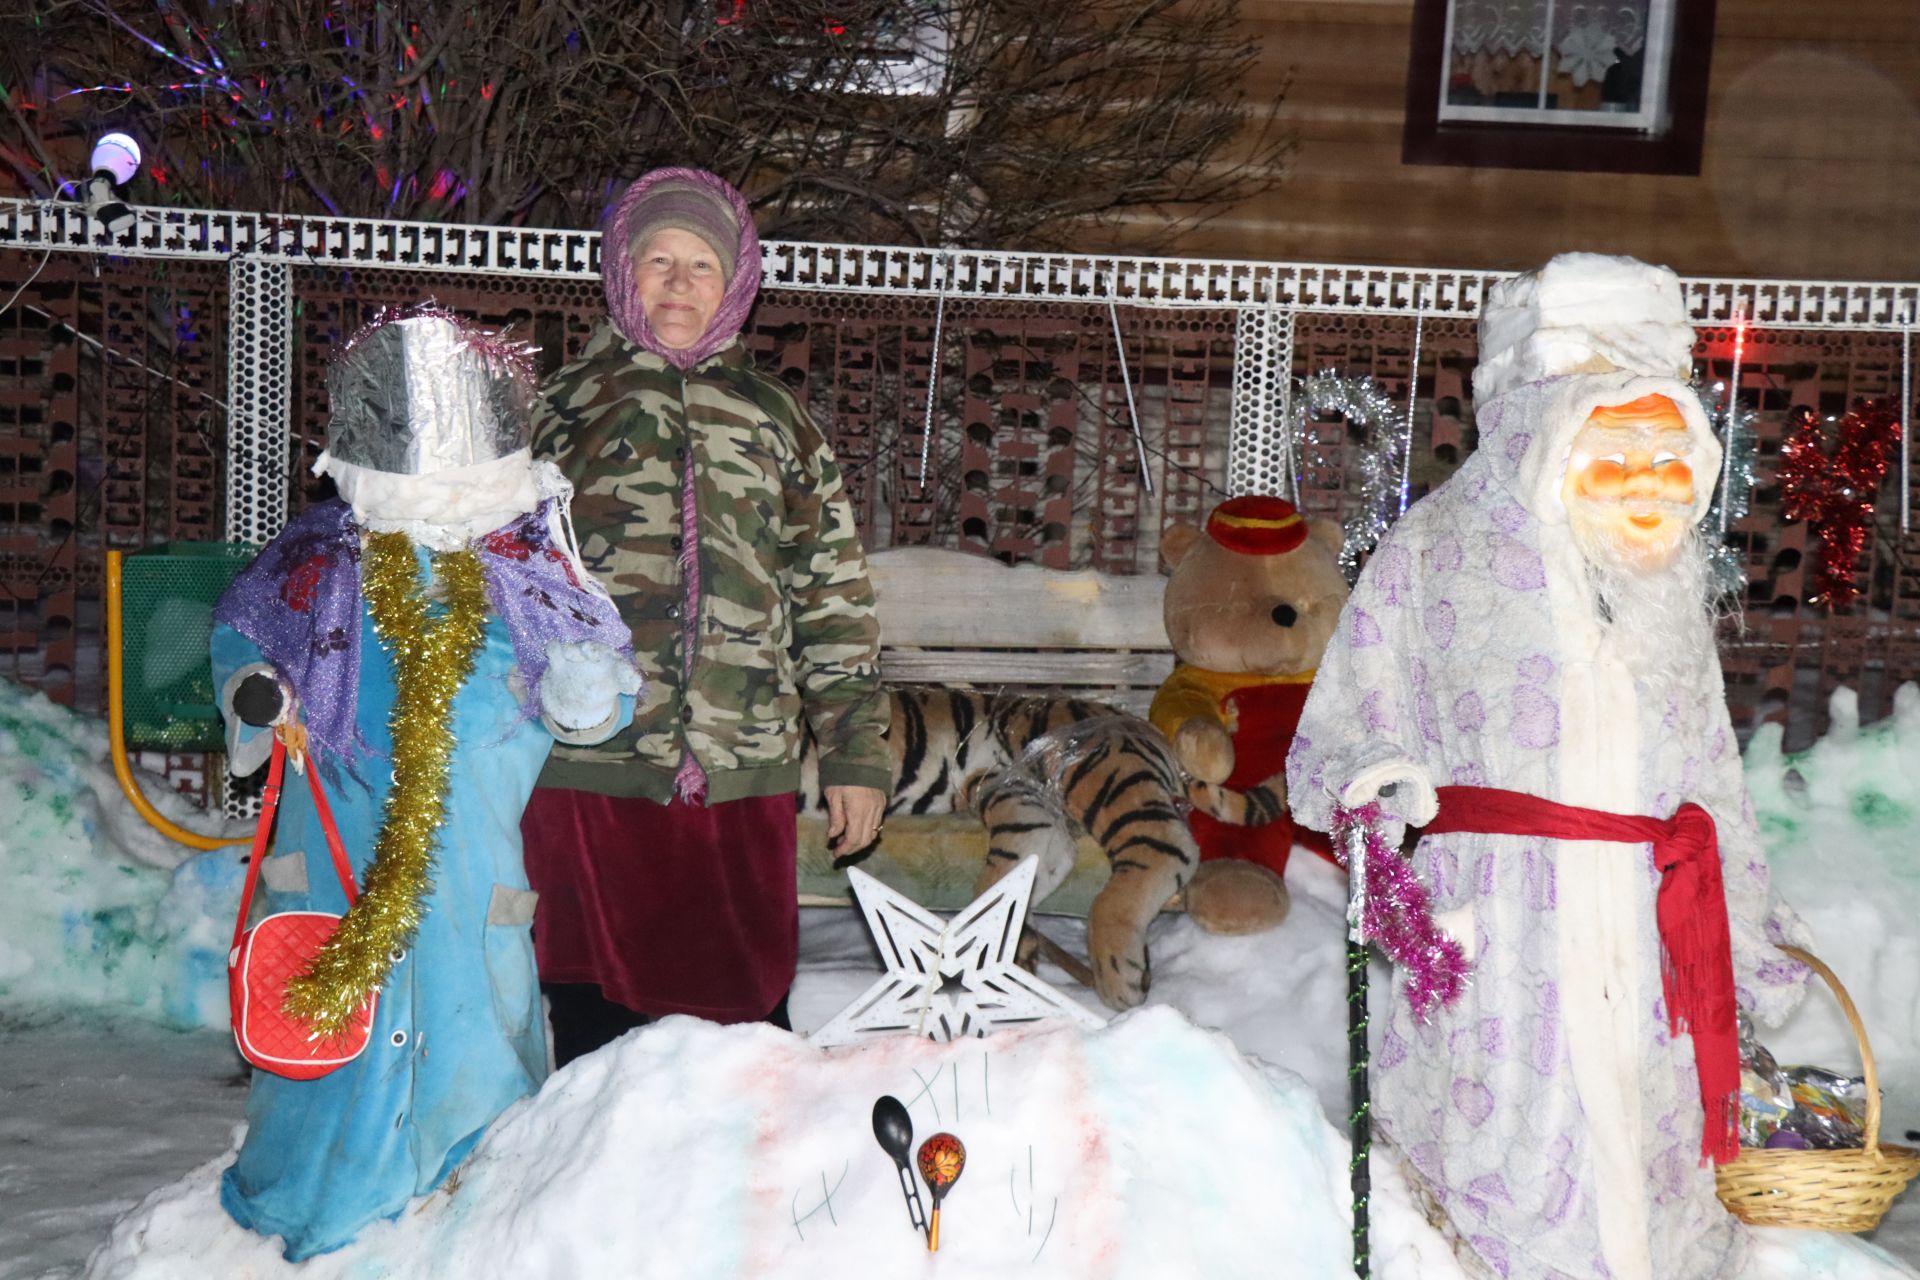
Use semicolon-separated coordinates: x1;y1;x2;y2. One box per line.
209;309;640;1260
1289;254;1812;1280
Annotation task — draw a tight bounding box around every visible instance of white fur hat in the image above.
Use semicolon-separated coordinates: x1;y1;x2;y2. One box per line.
1472;252;1696;404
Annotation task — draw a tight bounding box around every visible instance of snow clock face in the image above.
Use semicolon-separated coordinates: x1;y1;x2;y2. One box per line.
1562;393;1697;570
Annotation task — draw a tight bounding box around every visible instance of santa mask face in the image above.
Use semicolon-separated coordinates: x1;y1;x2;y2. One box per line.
1562;393;1697;573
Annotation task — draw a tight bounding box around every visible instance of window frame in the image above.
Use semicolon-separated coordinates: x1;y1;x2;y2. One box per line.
1401;0;1718;176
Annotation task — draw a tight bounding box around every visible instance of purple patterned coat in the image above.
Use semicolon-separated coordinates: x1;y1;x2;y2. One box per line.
1287;370;1809;1280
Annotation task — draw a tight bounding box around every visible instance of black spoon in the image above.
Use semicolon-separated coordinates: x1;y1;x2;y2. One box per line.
872;1095;929;1239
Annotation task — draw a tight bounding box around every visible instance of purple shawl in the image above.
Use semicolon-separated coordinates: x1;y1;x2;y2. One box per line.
601;166;761;370
213;499;632;770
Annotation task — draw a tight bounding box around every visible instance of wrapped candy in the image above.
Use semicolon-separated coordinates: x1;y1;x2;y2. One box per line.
1736;1012;1795;1148
1782;1067;1868;1150
1735;1012;1869;1150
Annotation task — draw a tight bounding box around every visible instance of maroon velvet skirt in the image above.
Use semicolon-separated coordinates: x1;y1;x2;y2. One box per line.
520;788;799;1023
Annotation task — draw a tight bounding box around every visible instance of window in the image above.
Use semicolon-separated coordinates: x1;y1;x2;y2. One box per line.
1440;1;1674;130
1402;0;1717;174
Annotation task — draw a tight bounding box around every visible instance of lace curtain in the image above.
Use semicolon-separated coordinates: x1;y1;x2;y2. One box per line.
1449;1;1652;88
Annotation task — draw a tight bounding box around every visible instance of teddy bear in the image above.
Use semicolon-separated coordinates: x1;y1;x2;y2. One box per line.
1149;495;1347;932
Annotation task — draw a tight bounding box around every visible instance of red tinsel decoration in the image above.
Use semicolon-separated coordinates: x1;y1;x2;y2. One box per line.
1778;399;1902;612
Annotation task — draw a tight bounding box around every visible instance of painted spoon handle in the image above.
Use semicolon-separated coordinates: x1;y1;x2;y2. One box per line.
895;1162;929;1236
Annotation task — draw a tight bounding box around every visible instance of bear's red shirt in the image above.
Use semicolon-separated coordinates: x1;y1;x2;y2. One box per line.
1152;665;1338;877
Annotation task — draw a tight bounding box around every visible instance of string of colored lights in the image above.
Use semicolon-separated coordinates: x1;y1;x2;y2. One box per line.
40;4;507;218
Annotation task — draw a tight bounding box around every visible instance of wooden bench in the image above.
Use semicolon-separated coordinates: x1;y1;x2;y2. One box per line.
795;547;1175;914
867;546;1174;716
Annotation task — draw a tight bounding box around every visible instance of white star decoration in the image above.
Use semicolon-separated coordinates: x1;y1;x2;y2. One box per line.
810;857;1107;1047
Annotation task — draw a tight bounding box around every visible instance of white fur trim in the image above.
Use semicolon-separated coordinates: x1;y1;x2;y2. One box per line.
538;640;642;744
541;706;620;746
316;448;542;550
1542;530;1655;1280
1339;758;1439;826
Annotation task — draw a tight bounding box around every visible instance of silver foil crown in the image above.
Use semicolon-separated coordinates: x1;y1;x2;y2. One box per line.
325;311;535;476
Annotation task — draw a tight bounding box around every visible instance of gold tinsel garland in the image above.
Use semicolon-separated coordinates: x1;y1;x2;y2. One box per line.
281;532;490;1036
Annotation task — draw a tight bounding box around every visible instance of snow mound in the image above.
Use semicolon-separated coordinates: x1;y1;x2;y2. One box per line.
83;1007;1920;1280
90;1009;1370;1278
0;679;246;1028
1750;684;1920;1112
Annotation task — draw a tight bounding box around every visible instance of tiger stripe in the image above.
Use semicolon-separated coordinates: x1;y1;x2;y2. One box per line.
797;685;1283;1011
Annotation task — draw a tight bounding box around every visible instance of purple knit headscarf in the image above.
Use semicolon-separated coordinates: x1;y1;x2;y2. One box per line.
602;167;761;371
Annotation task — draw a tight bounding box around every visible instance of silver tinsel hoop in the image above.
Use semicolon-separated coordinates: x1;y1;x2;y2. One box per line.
1296;368;1414;581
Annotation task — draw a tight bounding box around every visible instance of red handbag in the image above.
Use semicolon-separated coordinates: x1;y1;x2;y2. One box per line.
228;733;376;1079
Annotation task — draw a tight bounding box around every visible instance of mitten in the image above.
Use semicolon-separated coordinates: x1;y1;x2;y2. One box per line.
539;641;644;743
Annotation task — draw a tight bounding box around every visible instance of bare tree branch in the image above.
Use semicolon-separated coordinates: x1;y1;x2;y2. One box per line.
1;0;1289;249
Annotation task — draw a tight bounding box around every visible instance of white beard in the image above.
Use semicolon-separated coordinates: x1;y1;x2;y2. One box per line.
1571;518;1717;696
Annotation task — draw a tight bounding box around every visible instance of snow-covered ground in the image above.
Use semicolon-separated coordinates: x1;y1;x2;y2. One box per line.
1;678;1917;1279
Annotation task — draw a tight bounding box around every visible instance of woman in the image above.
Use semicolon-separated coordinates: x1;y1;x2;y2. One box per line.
522;167;890;1065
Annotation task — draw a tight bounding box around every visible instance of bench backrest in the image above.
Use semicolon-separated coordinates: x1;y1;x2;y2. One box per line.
868;547;1173;716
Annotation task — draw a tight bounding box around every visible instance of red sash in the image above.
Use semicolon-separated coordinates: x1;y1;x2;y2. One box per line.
1425;784;1740;1166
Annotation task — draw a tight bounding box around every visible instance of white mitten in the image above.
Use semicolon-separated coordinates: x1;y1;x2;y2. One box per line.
539;641;643;743
1336;757;1439;848
1339;758;1438;824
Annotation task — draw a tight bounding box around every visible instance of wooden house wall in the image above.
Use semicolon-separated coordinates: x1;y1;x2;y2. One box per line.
1155;0;1920;280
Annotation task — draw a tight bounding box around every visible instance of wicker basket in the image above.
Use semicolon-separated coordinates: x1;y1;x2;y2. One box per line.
1714;945;1920;1232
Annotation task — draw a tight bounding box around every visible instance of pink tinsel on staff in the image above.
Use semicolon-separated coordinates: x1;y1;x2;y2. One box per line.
1331;802;1470;1021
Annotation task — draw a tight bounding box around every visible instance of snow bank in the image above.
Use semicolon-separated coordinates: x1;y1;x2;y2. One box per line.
1750;684;1920;1114
7;659;1917;1101
83;1007;1919;1280
91;1009;1366;1278
0;679;245;1028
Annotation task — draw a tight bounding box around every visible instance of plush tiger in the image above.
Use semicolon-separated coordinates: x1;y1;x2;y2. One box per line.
800;687;1280;1011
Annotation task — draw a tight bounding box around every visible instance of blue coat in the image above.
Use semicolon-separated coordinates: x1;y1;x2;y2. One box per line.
213;575;630;1261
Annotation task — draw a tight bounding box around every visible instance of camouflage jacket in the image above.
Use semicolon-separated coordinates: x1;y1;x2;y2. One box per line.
532;325;890;803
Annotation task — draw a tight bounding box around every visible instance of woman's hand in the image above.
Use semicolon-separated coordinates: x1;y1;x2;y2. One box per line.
824;784;887;853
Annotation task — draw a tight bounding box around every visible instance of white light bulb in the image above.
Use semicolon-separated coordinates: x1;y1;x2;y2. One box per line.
89;133;141;186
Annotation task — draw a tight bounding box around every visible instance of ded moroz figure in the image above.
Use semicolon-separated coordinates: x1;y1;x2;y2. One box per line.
1288;253;1812;1280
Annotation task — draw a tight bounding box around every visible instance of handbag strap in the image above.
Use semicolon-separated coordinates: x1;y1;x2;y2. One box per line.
230;734;287;956
300;747;359;908
229;732;360;956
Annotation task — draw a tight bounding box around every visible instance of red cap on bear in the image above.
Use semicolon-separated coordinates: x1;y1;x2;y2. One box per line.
1206;495;1308;555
